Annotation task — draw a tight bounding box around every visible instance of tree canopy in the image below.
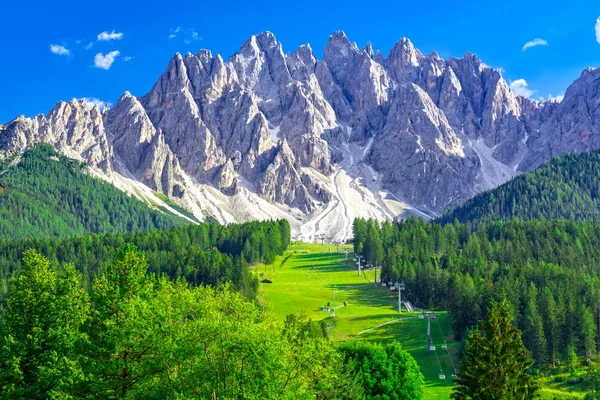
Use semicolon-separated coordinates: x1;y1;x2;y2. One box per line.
0;247;423;399
353;217;600;368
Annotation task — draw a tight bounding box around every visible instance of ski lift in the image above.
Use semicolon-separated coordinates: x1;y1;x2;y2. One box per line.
418;313;425;320
442;342;448;350
381;282;387;287
429;345;436;351
452;371;458;379
439;370;446;380
431;313;437;320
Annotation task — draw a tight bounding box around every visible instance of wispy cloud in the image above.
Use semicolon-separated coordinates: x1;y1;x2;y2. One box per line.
596;17;600;44
97;31;123;41
549;94;564;103
85;42;94;50
510;79;535;97
168;26;181;39
83;97;111;111
184;29;202;44
122;56;134;62
50;44;70;56
94;51;120;70
522;38;548;51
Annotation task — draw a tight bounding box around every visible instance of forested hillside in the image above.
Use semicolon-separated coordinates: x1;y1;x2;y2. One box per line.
354;217;600;368
0;144;187;239
438;150;600;225
0;219;291;305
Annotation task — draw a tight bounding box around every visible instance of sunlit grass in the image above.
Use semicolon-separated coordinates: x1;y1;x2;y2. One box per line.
254;242;458;398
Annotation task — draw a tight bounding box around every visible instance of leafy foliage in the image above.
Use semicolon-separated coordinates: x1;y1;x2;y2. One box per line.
452;300;539;399
439;150;600;225
0;247;416;399
0;144;186;240
338;340;424;400
0;250;89;399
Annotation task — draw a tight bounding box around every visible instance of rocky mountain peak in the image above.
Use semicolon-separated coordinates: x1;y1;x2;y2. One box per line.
324;30;357;60
2;31;600;241
388;37;422;66
362;41;374;58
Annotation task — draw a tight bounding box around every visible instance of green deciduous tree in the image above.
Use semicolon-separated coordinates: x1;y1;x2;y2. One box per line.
0;250;88;399
83;244;158;398
338;340;424;400
452;300;539;400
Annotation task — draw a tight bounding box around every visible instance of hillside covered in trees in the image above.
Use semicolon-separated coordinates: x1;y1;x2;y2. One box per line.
0;219;291;306
0;144;188;240
353;217;600;368
438;149;600;225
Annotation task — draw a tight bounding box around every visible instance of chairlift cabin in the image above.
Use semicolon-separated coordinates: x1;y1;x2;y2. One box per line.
429;345;436;351
381;282;387;287
418;313;425;320
439;370;446;380
442;343;448;350
431;313;437;320
451;371;458;379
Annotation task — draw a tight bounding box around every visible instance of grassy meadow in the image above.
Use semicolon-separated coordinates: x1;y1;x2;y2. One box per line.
253;242;459;398
253;242;587;399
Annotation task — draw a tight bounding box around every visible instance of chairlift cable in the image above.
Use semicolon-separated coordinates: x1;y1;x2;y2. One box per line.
434;317;458;373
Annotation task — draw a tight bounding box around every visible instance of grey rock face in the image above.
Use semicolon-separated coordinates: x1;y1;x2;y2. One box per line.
2;32;600;225
369;83;479;211
519;68;600;171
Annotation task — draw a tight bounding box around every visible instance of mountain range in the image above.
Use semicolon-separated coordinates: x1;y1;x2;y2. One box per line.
1;31;599;241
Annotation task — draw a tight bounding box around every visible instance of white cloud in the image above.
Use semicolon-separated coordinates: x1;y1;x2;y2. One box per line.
97;31;123;41
83;97;111;111
509;79;535;97
522;38;548;51
184;29;202;44
122;56;134;62
596;17;600;44
548;94;564;103
85;42;94;50
50;44;70;56
94;51;120;70
169;26;181;39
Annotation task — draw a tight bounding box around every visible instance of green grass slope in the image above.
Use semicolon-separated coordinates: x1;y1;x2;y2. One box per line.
0;144;188;240
256;242;587;399
255;242;460;398
438;150;600;225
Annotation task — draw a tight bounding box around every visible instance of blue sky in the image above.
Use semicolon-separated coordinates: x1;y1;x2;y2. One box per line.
1;0;599;122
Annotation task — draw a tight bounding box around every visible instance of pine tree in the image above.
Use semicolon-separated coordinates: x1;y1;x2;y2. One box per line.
539;287;561;366
521;283;547;366
452;299;539;400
